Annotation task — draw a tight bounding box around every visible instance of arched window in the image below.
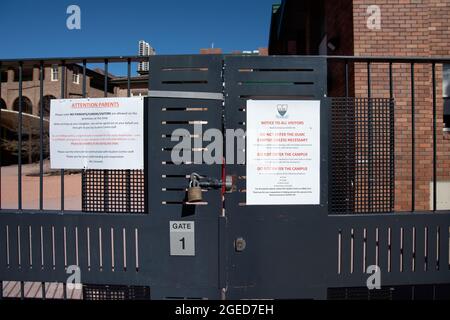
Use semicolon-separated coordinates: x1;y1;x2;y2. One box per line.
38;95;57;119
0;98;6;110
12;96;33;114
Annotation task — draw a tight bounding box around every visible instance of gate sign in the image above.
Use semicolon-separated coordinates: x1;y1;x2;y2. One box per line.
50;97;144;170
170;221;195;256
246;100;321;205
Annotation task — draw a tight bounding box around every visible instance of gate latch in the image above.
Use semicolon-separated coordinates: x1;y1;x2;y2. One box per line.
187;173;234;203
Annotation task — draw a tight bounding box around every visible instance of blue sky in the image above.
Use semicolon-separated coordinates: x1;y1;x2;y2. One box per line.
0;0;276;60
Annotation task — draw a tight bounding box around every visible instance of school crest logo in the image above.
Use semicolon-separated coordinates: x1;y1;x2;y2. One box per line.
277;104;288;117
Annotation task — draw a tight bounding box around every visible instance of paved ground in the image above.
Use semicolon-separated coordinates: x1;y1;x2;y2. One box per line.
2;281;82;299
1;161;82;211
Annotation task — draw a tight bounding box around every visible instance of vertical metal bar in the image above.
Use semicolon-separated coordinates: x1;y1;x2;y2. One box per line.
389;62;394;100
104;59;109;212
367;62;373;212
18;62;23;211
60;62;66;211
81;60;87;210
411;63;415;212
345;60;349;98
82;60;87;98
63;282;67;300
0;62;2;209
389;62;395;212
127;58;131;97
20;281;24;300
127;59;132;212
342;60;352;213
345;63;351;213
432;63;437;212
41;282;46;300
39;62;44;210
104;59;108;97
145;56;151;213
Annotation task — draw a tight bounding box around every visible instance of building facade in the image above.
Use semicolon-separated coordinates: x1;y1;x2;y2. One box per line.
0;64;113;118
269;0;450;211
0;64;115;165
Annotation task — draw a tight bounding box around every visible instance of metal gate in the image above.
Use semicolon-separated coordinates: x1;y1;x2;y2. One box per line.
1;54;450;300
223;56;330;299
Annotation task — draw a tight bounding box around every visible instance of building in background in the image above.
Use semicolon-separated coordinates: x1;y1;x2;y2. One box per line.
0;64;114;165
112;74;149;98
0;64;112;118
115;40;155;96
138;40;156;74
268;0;450;211
200;48;268;56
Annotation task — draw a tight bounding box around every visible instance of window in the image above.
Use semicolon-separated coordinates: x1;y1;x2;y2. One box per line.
0;71;7;83
13;68;33;82
51;65;59;81
72;68;80;84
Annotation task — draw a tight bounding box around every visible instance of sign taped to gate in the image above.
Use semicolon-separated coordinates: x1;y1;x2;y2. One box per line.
170;221;195;256
50;97;144;170
246;100;321;205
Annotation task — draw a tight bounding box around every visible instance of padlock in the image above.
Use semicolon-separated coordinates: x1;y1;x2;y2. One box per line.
187;177;203;203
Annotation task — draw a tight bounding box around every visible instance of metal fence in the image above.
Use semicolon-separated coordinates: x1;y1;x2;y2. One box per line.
330;97;395;214
0;55;449;300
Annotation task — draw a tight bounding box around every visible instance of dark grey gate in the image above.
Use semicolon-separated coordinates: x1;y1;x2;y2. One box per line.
223;56;330;299
1;54;450;300
145;55;224;299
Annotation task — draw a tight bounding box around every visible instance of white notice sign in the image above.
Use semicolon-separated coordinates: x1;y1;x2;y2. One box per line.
246;100;321;205
50;97;144;170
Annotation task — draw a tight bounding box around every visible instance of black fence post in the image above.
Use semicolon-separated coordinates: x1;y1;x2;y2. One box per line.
389;62;395;212
18;61;23;211
39;61;44;211
432;63;437;212
410;63;415;212
60;61;66;212
126;58;132;213
367;62;373;212
104;59;109;212
0;62;2;210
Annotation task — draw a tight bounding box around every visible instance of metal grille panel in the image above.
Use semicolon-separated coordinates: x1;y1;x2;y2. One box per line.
330;98;394;214
83;284;150;300
328;284;450;300
328;287;393;300
82;170;146;213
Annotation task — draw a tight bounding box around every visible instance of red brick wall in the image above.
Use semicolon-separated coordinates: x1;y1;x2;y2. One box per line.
326;0;355;97
352;0;450;211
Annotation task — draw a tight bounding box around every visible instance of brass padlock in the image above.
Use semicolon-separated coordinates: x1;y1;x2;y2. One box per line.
187;176;203;203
